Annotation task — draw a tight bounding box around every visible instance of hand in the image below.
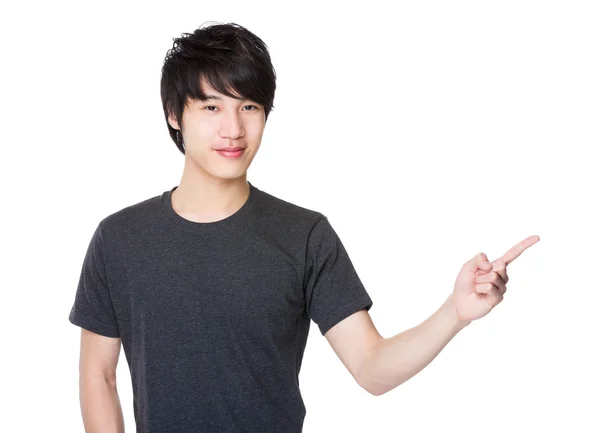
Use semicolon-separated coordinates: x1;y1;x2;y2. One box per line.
450;235;540;323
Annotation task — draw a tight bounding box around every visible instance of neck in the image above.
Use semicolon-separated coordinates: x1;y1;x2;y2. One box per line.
171;162;250;224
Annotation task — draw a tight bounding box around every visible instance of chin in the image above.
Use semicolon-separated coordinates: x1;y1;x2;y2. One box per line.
209;170;248;181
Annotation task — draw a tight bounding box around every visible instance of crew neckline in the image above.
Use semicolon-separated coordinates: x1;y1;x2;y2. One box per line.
160;181;258;234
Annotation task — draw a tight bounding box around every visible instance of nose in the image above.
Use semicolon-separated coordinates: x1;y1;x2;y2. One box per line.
219;110;245;139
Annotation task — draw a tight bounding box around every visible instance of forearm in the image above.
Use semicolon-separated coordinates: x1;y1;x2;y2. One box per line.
80;376;125;433
360;294;470;396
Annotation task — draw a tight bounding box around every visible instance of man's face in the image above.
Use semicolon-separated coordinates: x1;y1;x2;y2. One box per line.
169;80;266;181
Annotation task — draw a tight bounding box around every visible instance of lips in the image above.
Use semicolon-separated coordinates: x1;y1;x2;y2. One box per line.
215;147;246;151
215;148;245;159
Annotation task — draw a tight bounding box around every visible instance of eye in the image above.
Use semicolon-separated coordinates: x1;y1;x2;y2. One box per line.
203;105;260;112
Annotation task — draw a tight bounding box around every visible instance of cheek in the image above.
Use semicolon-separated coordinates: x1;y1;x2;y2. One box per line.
246;122;265;140
186;121;214;141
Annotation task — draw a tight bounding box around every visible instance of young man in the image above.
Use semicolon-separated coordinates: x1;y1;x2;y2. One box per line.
69;22;539;433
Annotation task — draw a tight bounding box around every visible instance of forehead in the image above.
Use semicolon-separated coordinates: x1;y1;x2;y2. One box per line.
199;77;243;101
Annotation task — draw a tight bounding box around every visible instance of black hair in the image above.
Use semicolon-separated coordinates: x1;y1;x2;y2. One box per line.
160;21;277;154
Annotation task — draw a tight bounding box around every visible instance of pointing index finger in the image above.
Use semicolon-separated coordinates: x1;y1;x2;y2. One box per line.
501;235;540;266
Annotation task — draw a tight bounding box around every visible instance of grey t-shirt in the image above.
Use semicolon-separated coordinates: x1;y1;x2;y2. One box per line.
68;181;374;433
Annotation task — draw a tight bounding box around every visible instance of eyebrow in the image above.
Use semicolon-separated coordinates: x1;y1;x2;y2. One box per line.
202;94;224;101
201;94;250;102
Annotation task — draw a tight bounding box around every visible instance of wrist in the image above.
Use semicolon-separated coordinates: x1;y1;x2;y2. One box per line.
442;294;472;331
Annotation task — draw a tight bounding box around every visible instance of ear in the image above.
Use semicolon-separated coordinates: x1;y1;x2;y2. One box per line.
167;110;180;131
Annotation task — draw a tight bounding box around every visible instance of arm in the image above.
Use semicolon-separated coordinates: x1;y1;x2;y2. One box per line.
359;241;538;396
326;239;540;397
325;295;469;396
359;295;469;396
78;328;125;433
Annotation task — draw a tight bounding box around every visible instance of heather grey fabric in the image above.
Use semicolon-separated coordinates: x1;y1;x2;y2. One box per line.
69;181;373;432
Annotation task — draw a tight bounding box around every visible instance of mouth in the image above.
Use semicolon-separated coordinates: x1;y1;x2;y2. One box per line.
215;147;246;152
214;148;246;159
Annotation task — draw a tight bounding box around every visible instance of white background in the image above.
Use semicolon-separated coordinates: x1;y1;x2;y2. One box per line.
2;0;599;431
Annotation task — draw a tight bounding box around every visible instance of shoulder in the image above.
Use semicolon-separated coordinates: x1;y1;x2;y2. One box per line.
252;185;326;231
96;191;163;240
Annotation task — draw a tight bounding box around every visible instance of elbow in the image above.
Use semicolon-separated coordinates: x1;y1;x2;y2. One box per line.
361;381;387;397
358;339;388;397
79;372;117;390
104;375;118;389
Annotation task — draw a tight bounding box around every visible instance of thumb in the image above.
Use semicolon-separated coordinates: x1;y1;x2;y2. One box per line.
463;252;492;273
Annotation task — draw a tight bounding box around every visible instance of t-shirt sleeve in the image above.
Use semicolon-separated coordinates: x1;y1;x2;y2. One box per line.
303;216;374;336
68;223;120;338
